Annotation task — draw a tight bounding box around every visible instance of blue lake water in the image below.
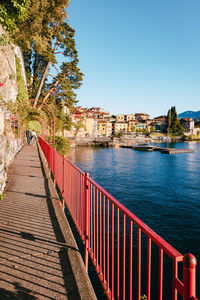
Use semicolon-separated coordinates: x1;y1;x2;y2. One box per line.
70;142;200;297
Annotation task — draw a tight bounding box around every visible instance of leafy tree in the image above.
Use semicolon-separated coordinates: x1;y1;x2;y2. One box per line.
150;126;156;132
12;1;83;108
165;106;185;135
0;0;30;33
74;117;85;136
117;132;124;138
12;0;69;54
0;0;83;135
131;126;136;132
166;109;172;134
20;5;83;119
28;120;42;134
195;120;200;128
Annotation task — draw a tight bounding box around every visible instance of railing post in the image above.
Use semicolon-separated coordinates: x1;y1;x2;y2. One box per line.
84;172;89;271
49;147;51;178
62;155;65;211
53;149;56;187
183;253;197;300
13;116;16;153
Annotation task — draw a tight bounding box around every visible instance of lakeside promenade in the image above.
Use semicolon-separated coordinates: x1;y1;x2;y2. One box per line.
0;144;96;299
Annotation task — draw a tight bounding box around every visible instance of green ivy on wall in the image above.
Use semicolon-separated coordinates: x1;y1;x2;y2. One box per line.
15;54;29;103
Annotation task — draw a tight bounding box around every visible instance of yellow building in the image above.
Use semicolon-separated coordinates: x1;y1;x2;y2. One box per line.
116;114;125;122
126;114;135;121
114;122;128;133
98;121;112;136
85;118;98;137
128;120;137;132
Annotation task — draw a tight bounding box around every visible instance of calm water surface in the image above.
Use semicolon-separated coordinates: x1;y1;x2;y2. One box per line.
70;142;200;296
71;142;200;258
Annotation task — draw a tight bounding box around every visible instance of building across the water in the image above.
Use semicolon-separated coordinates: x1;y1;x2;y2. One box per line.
180;118;195;134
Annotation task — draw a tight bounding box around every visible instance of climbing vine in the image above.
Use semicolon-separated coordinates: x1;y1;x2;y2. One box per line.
15;54;29;103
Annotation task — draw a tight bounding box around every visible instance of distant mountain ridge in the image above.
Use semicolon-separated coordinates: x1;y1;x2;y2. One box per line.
178;110;200;121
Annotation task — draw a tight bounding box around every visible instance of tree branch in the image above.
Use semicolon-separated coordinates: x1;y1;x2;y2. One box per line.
33;42;59;107
38;80;60;109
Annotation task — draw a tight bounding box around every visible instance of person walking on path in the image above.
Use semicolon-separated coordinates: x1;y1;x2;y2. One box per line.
26;128;32;144
31;130;37;145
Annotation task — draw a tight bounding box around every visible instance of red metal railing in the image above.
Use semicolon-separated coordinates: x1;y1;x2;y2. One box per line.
38;137;198;300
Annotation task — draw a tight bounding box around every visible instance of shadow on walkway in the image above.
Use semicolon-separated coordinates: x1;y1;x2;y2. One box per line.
0;144;96;300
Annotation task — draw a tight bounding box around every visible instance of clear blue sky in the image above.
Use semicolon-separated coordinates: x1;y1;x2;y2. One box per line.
67;0;200;118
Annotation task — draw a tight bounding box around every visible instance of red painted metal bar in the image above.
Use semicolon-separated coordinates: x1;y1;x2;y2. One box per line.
107;198;110;293
94;185;96;263
129;220;133;300
183;254;197;300
111;203;114;299
62;155;65;210
103;195;106;284
158;248;163;300
38;138;198;300
90;182;93;255
147;237;151;300
116;208;120;300
173;258;179;300
137;227;141;300
122;214;126;300
13;115;16;153
96;189;99;268
84;172;89;271
99;192;102;277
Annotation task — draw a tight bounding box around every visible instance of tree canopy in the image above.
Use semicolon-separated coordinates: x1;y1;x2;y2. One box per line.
0;0;31;32
165;106;185;135
0;0;83;134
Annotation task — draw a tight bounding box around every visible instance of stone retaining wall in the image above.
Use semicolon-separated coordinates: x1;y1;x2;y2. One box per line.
0;24;18;194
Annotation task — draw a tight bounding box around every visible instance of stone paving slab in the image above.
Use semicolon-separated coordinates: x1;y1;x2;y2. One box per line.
0;144;97;299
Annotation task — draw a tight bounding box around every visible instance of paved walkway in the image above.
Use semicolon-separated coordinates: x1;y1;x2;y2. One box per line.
0;144;96;300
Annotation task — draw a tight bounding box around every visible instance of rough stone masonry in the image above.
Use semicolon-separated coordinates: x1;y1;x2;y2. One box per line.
0;24;18;194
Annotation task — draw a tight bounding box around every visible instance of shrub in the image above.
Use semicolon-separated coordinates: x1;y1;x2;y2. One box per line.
0;193;5;200
52;135;71;155
117;132;124;138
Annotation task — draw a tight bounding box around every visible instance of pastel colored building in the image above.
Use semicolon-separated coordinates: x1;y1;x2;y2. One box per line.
116;115;125;122
135;113;150;121
128;120;137;132
114;122;128;133
126;114;135;121
98;120;112;136
85;118;98;137
180;118;195;134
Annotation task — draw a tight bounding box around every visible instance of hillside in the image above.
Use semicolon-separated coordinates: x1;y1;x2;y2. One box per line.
178;110;200;121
